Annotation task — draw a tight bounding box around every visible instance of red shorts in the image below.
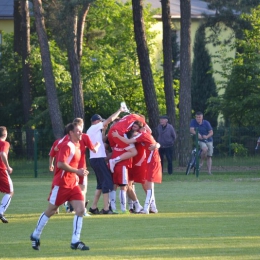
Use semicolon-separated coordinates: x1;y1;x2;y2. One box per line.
146;160;162;183
113;164;129;185
128;163;147;184
48;185;84;206
0;170;13;193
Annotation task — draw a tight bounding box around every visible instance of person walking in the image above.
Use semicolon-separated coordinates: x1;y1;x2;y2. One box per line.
0;126;13;223
157;115;176;175
190;111;214;175
30;122;90;251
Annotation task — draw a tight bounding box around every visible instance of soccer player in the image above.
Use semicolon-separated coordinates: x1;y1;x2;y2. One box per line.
30;122;90;251
107;113;151;172
0;126;13;223
112;121;161;214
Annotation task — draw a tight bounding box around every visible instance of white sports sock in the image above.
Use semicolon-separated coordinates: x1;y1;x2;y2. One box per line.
33;213;49;239
114;156;121;162
127;194;133;210
109;190;117;211
119;190;126;211
0;194;12;214
71;215;83;244
143;189;154;212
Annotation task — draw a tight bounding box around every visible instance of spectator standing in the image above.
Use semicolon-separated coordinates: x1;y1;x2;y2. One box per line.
157;115;176;175
190;111;213;175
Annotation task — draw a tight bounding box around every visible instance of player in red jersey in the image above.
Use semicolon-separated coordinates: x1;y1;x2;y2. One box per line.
0;126;13;224
107;113;151;173
30;122;90;251
112;121;161;214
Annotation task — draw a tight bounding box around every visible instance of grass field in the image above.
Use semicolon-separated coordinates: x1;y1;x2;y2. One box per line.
0;170;260;260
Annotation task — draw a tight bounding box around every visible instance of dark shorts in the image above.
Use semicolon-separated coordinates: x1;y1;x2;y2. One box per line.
89;158;114;193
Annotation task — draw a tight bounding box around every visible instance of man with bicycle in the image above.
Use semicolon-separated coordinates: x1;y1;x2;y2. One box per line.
190;111;213;175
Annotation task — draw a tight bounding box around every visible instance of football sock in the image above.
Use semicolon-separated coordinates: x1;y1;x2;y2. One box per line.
0;194;12;214
109;190;117;211
119;190;127;211
143;189;153;212
71;215;83;244
33;213;49;239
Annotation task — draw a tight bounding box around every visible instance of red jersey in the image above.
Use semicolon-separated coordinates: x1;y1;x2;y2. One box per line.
134;132;160;163
0;140;10;170
78;133;95;168
52;140;81;188
111;114;146;134
49;139;60;158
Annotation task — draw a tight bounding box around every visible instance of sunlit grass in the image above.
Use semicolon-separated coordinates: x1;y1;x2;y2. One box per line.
0;172;260;259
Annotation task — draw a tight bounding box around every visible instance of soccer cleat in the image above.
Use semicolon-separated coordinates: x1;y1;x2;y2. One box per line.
0;214;8;223
89;207;100;214
83;212;91;217
71;241;90;251
99;209;114;214
129;209;135;214
139;209;149;214
30;234;40;250
149;208;158;214
109;159;116;173
134;203;143;213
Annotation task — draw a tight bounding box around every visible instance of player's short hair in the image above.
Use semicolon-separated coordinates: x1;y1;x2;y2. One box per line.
133;120;144;129
73;118;84;126
0;126;7;138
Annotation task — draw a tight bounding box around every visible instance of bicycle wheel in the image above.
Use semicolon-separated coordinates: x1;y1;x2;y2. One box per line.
186;163;192;175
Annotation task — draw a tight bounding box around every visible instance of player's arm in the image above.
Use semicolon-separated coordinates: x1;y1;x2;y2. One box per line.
0;151;13;174
149;142;160;151
57;161;89;177
103;107;124;127
49;156;55;171
112;130;136;144
91;142;101;153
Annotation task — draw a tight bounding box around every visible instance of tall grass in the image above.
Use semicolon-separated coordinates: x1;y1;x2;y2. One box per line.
0;171;260;259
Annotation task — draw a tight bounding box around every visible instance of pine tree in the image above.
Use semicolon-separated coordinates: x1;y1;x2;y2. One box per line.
191;25;218;127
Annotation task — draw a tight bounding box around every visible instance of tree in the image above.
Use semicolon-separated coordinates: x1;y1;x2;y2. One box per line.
191;25;218;127
210;6;260;127
21;0;34;158
32;0;64;138
132;0;160;133
179;0;192;166
161;0;176;126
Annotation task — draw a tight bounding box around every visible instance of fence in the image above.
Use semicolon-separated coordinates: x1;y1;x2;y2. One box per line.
6;127;260;177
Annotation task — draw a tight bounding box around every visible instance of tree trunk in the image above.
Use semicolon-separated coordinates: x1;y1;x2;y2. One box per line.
33;0;64;139
13;0;22;55
132;0;159;133
161;0;176;126
179;0;192;166
77;2;90;62
21;0;34;159
66;6;85;119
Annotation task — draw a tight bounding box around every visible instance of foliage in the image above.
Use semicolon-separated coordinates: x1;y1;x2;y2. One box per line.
0;33;23;128
230;142;248;157
209;6;260;127
191;25;218;127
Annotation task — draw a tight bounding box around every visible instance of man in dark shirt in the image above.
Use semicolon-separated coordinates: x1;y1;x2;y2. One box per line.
157;115;176;175
190;111;213;175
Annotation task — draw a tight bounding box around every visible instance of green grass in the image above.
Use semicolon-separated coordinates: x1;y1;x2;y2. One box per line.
1;172;260;259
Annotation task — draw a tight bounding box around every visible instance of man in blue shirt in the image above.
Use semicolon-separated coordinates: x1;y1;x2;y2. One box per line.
190;111;213;175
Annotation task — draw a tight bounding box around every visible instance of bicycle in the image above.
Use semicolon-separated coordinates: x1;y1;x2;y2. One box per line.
185;136;207;176
185;147;202;175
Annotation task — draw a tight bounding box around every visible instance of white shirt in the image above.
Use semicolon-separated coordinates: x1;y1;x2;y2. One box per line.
86;122;107;158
